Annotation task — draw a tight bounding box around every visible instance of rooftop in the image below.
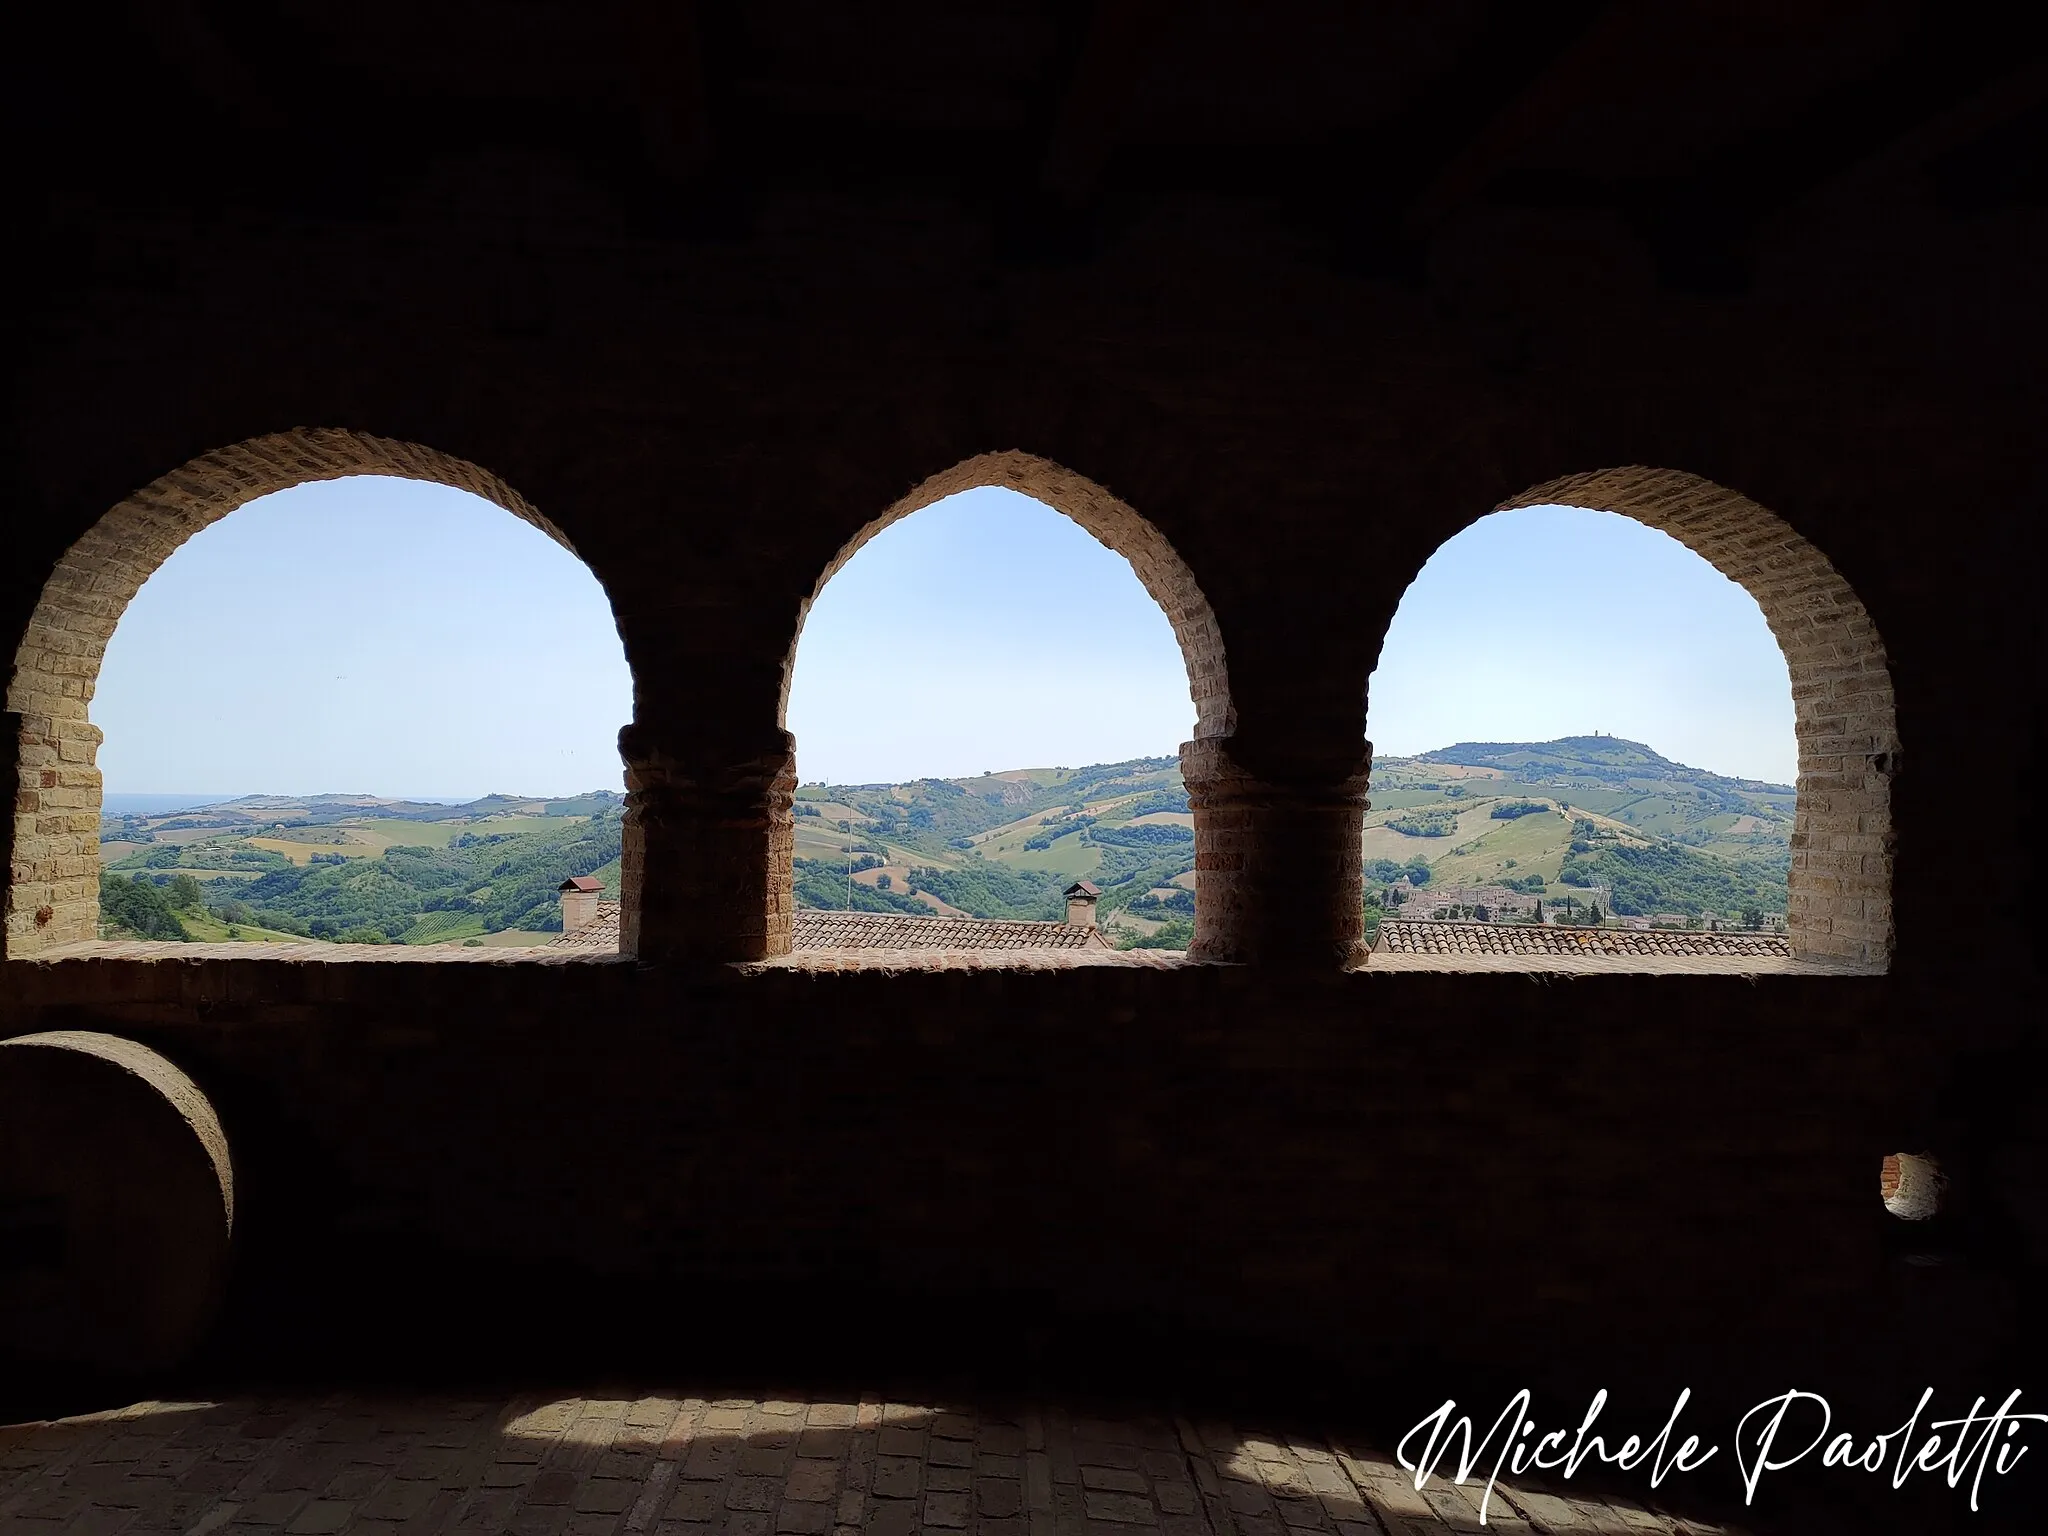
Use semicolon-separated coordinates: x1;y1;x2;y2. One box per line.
1373;918;1793;959
544;904;1116;955
788;909;1112;952
549;899;623;951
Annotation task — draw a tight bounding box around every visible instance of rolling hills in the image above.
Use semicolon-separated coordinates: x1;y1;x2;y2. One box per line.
98;792;625;944
94;736;1793;946
791;735;1792;941
1362;735;1793;919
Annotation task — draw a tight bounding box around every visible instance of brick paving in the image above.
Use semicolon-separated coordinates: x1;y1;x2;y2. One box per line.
0;1393;1749;1536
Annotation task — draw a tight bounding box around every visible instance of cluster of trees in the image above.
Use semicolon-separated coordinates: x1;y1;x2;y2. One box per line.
138;841;292;871
1126;789;1190;816
1021;815;1193;854
792;858;929;915
1091;822;1193;849
1431;903;1497;921
1490;800;1548;820
1024;814;1095;851
1118;916;1193;951
1364;856;1433;886
124;812;628;942
99;873;190;940
1557;840;1787;918
1387;808;1459;837
906;862;1063;921
1124;888;1196;919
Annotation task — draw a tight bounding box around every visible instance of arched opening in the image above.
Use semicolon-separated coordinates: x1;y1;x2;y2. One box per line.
5;429;634;959
775;452;1229;958
1365;467;1894;970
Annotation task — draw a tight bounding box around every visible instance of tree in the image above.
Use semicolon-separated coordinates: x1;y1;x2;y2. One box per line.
99;873;189;941
1531;899;1544;924
168;872;204;910
1472;904;1489;922
1588;902;1602;925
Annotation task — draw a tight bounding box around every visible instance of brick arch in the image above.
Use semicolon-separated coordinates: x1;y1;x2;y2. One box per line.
779;450;1233;739
744;451;1232;960
5;428;602;957
1473;466;1896;969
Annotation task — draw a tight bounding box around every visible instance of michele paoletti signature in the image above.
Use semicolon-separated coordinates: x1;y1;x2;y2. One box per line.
1396;1387;2043;1522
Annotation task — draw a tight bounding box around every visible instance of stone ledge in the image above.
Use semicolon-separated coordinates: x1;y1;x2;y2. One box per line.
1360;950;1881;976
19;940;629;965
738;948;1200;974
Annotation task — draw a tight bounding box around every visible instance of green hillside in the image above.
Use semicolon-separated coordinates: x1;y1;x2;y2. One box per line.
793;759;1191;933
94;736;1793;946
1366;735;1793;919
99;794;625;944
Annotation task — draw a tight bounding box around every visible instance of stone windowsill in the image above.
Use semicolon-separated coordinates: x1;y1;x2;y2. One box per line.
13;940;1880;977
1359;950;1881;976
16;939;626;964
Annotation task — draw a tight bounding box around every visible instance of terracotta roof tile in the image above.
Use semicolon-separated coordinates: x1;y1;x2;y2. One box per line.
543;904;1116;953
1371;919;1791;960
548;900;621;950
790;908;1111;951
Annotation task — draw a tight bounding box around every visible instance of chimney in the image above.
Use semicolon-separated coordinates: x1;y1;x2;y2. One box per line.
1063;880;1100;929
559;875;602;933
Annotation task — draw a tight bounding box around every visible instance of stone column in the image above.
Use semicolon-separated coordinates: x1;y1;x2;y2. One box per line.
5;710;103;957
1181;734;1373;968
618;723;796;965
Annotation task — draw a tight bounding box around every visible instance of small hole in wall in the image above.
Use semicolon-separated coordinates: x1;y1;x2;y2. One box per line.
1882;1153;1944;1221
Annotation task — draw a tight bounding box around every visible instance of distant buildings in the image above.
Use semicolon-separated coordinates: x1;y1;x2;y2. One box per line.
1383;879;1615;924
1376;878;1779;931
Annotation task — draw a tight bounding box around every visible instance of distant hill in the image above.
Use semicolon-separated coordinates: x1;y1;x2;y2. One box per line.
1368;735;1792;919
788;735;1792;942
792;759;1192;941
1416;736;1792;799
93;738;1794;947
97;792;625;945
107;790;627;826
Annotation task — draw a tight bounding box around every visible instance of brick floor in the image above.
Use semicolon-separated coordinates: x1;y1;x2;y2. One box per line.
0;1393;1753;1536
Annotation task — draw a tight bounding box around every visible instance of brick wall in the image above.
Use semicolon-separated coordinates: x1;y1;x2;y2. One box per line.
0;168;2037;1408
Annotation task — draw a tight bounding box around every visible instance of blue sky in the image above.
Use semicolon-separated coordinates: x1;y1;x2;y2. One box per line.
92;478;633;800
1367;504;1795;783
89;477;1795;799
785;489;1196;783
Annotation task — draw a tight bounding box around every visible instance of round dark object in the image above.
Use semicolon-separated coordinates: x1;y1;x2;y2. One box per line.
0;1031;234;1372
